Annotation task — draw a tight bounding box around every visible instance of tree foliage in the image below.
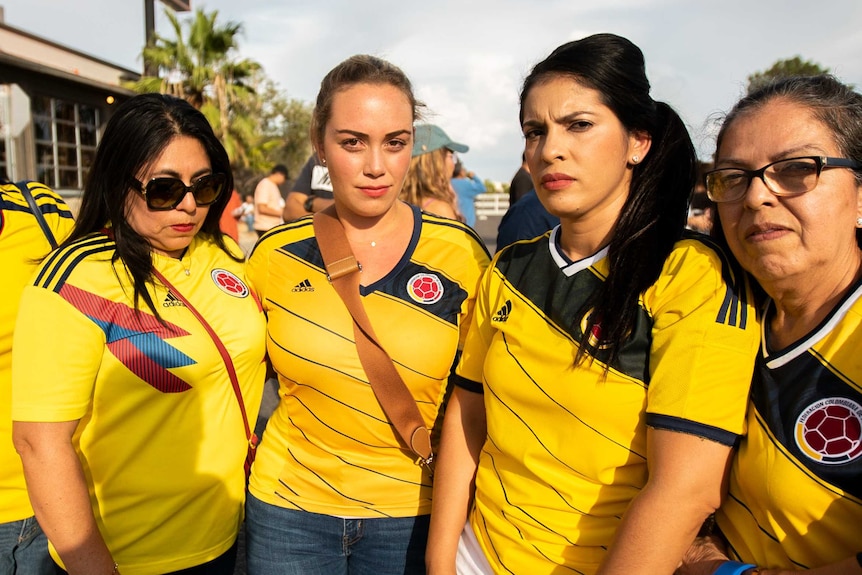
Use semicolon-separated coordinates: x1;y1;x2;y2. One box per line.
128;7;313;190
746;56;831;94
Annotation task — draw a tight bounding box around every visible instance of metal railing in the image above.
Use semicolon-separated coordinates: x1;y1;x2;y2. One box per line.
475;193;509;218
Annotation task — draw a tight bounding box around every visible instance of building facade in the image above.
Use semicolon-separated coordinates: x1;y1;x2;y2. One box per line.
0;17;139;194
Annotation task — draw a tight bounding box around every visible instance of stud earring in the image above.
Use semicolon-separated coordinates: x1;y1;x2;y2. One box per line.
857;216;862;227
631;155;640;164
321;158;327;166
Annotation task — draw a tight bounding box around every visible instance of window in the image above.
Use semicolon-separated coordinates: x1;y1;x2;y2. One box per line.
32;95;100;189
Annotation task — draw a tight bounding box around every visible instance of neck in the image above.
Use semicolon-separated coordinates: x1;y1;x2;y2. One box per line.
557;214;617;261
767;250;862;348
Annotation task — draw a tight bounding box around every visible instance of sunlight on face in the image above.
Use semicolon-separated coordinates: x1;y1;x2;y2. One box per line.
521;77;648;226
125;136;214;258
319;82;414;222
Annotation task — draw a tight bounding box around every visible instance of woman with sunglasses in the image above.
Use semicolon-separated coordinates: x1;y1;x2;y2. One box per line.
678;76;862;575
12;93;267;575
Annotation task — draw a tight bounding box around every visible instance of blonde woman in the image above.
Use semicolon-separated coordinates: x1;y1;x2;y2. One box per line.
401;124;465;221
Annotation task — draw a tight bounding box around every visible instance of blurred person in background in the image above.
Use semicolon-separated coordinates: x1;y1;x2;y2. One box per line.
451;160;486;228
253;164;288;236
401;124;465;221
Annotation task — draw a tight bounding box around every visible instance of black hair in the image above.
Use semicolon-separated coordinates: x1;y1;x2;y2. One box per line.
271;164;289;177
520;33;697;366
65;92;238;318
713;74;862;248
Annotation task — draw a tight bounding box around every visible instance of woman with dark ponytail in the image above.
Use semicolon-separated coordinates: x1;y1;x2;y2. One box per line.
427;34;760;574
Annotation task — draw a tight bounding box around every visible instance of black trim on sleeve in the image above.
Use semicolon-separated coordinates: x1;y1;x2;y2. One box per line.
646;413;739;447
451;373;483;394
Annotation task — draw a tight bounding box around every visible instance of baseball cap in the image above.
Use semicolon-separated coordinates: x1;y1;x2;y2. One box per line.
412;124;469;157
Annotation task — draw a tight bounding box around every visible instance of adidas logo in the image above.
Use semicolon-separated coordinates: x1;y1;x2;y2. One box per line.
163;292;185;308
492;300;511;322
292;279;314;292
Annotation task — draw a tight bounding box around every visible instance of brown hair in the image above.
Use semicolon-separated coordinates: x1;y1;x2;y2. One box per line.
310;54;422;154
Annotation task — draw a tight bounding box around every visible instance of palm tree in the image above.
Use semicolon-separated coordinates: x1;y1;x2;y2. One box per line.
131;8;268;169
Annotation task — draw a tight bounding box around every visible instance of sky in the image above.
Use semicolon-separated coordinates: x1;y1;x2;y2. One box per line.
3;0;862;184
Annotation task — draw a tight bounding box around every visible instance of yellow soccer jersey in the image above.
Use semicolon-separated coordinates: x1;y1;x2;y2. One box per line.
457;227;760;574
0;181;73;523
718;278;862;571
246;206;489;518
12;233;267;575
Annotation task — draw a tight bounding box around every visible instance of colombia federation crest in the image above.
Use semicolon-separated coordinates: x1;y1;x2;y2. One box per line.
794;397;862;465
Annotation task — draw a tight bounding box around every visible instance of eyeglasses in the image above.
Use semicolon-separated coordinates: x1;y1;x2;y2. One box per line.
704;156;861;203
130;173;227;211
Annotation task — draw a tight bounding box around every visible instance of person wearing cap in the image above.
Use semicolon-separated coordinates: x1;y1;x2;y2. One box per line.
253;163;288;237
401;124;467;221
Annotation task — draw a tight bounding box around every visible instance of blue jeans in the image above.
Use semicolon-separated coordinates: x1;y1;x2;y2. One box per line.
245;493;428;575
0;516;55;575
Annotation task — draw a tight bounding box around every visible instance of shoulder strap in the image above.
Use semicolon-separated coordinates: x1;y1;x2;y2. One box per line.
313;207;433;470
17;180;58;249
151;268;258;477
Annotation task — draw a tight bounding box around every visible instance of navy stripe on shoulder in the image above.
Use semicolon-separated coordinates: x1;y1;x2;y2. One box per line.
34;234;114;291
646;413;739;447
452;373;483;394
684;232;751;330
248;217;313;259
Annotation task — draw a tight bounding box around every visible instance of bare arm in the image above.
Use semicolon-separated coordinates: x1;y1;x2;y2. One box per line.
283;191;311;221
13;420;116;575
426;387;487;575
421;198;458;220
597;428;732;575
256;198;283;217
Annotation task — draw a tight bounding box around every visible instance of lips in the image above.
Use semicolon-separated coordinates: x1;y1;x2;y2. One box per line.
171;223;195;232
540;173;574;191
360;186;389;198
743;222;789;242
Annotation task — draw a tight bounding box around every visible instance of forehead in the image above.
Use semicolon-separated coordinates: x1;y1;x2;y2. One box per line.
718;98;838;159
523;76;609;116
328;82;413;126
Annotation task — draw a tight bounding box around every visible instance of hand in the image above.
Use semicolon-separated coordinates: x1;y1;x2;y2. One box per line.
675;535;729;575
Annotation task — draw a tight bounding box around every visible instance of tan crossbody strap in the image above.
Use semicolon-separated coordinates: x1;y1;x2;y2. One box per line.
313;208;434;469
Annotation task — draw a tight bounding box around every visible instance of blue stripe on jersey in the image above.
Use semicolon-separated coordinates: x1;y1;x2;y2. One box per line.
646;413;739;446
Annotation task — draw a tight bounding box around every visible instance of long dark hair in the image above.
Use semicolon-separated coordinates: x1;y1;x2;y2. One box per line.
713;74;862;248
520;33;697;365
66;93;238;317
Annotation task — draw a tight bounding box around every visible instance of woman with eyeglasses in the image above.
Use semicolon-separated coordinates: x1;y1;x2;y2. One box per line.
678;76;862;575
427;34;760;575
11;93;267;575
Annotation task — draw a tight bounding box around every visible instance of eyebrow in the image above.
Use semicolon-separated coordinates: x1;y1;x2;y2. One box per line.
148;167;212;180
521;111;595;130
335;129;412;140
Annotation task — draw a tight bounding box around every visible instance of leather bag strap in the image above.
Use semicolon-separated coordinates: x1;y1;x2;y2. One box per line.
151;268;258;477
313;207;433;468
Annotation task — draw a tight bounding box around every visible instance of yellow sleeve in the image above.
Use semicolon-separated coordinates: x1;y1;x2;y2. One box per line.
455;253;500;389
645;239;760;439
12;285;105;422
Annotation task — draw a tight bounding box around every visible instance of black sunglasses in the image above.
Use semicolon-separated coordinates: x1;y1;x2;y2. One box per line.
130;173;227;211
